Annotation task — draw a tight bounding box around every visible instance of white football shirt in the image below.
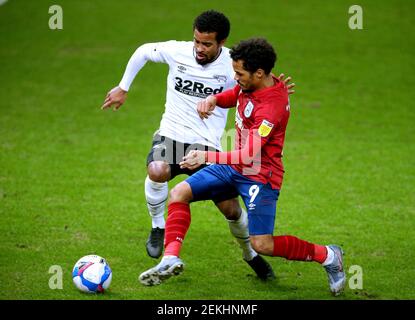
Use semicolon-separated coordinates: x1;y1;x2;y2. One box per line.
119;41;236;150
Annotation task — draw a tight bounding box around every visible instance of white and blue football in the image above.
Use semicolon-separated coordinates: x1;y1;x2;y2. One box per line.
72;255;112;293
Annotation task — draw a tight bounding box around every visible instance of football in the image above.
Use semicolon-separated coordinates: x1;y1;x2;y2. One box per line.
72;255;112;293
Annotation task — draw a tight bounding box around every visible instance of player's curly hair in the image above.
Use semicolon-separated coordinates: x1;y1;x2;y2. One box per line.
193;10;230;42
230;38;277;74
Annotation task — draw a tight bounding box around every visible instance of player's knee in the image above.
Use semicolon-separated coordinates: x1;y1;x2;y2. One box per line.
147;161;170;182
250;237;273;255
169;182;193;204
217;199;241;220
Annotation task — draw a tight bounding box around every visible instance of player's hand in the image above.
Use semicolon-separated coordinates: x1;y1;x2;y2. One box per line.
101;86;127;111
179;150;206;170
277;73;295;95
197;95;217;119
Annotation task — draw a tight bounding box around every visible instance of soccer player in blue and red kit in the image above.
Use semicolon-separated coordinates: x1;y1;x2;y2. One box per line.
139;38;346;295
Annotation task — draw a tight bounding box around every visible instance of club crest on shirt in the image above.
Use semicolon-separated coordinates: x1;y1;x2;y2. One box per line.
213;74;227;83
244;101;254;118
258;119;274;137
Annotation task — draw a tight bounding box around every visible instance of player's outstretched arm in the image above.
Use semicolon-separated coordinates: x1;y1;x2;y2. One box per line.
101;86;128;111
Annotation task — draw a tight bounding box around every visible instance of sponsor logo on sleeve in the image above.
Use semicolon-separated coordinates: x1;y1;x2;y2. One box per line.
258;120;274;137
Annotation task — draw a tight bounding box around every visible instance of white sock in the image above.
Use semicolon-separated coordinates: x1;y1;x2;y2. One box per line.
163;255;178;260
227;209;257;261
322;246;335;266
144;176;168;229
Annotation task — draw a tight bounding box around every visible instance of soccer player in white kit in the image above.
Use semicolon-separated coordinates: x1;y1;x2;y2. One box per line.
102;10;293;281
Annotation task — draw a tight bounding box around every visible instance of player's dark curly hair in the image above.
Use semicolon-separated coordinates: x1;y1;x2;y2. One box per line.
193;10;230;42
230;38;277;74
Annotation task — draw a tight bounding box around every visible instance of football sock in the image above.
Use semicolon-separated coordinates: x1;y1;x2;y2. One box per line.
314;244;329;264
227;209;257;261
164;241;182;257
322;246;335;266
273;235;327;263
164;202;191;257
144;175;168;229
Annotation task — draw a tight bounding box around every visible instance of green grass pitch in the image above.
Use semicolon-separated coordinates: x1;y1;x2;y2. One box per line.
0;0;414;300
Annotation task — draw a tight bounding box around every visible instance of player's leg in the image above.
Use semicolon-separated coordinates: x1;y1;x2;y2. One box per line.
144;139;209;259
144;133;176;259
139;180;193;286
181;143;274;279
237;178;345;295
139;165;231;286
214;198;275;281
144;161;170;258
249;233;346;296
